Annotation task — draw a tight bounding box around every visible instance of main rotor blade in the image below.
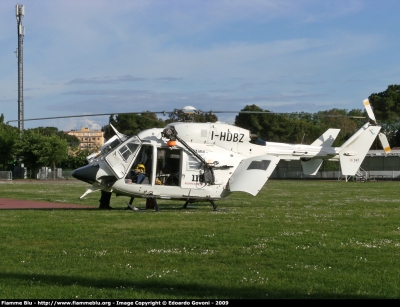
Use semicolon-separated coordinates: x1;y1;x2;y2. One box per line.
6;108;366;124
6;111;170;124
213;110;365;118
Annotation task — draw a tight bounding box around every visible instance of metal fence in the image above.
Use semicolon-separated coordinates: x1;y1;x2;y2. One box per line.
273;170;343;179
4;168;400;181
271;170;399;181
62;170;74;179
37;167;64;180
0;171;12;180
3;168;75;180
362;170;400;181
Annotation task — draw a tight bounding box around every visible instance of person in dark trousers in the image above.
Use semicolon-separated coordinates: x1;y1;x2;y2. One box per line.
99;190;113;210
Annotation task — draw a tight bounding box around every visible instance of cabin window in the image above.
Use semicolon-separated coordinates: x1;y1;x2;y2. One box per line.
247;160;271;171
250;138;266;146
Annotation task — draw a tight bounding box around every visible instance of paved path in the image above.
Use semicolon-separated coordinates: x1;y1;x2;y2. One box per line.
0;198;95;210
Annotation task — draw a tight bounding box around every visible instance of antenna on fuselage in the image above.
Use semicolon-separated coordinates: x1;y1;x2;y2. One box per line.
110;123;127;142
182;106;197;122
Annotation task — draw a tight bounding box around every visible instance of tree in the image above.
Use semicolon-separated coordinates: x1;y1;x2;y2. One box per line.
62;133;80;150
14;130;44;177
60;149;91;170
165;109;218;124
103;113;166;140
14;130;69;178
234;105;273;139
31;126;59;136
234;105;368;149
38;135;69;179
234;105;318;143
0;120;19;170
31;126;80;149
313;108;364;147
368;85;400;147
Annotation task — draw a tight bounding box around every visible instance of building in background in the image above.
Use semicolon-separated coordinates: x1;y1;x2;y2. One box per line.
67;127;104;151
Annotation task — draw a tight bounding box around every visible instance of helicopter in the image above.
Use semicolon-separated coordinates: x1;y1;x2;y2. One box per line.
70;99;391;212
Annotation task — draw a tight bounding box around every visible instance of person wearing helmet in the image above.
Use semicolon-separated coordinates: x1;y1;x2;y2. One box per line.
134;163;146;183
135;163;145;173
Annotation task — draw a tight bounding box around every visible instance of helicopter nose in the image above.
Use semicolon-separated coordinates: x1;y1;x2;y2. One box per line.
72;164;100;184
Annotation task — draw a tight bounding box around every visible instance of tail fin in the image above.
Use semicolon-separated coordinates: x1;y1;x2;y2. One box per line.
301;128;340;175
339;123;381;175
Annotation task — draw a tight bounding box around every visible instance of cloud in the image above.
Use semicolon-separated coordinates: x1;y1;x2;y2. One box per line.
154;77;183;82
67;75;147;85
66;75;183;85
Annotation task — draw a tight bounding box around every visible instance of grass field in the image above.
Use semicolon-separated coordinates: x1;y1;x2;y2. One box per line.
1;179;400;299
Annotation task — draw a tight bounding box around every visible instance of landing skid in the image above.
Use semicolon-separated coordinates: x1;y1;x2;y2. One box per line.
126;197;160;212
182;200;218;211
127;203;142;212
123;197;217;212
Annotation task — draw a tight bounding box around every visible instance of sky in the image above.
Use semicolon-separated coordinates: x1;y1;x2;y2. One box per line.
1;0;400;131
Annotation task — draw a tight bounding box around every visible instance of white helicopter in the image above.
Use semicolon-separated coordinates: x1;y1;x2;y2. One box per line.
71;99;391;211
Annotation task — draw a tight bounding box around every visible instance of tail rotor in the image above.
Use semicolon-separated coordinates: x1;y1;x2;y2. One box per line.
363;99;377;124
363;99;391;153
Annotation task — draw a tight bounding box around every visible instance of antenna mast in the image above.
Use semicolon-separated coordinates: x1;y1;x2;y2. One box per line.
16;4;25;132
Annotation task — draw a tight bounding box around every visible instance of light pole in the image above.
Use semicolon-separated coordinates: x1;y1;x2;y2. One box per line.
16;4;25;132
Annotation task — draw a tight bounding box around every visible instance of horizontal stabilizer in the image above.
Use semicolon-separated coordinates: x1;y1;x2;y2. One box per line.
229;155;280;196
302;128;340;175
301;159;323;176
